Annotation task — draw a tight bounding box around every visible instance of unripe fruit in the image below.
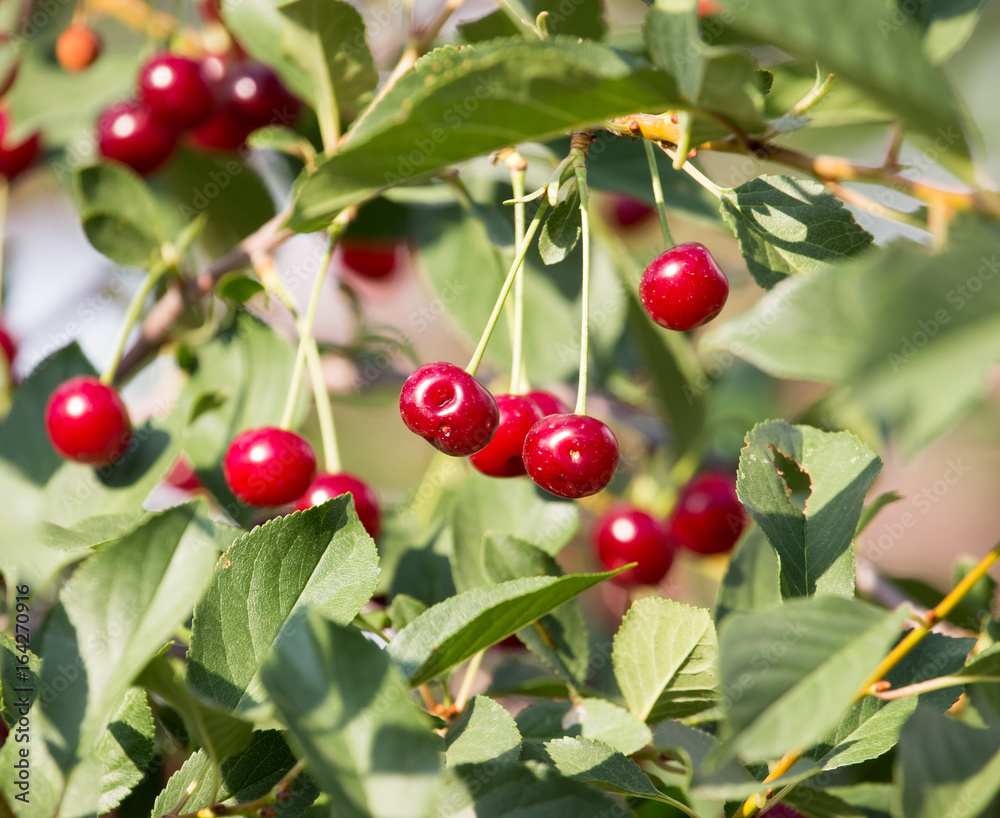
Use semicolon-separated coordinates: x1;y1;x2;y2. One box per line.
56;25;102;72
523;413;619;499
45;376;132;466
640;242;729;332
223;427;316;507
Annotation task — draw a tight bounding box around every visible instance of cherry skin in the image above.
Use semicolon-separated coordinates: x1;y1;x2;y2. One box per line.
56;25;102;72
594;506;676;587
165;457;202;492
191;104;255;151
223;427;316;507
97;99;178;175
0;320;16;366
667;469;748;555
294;472;381;539
760;806;805;818
399;362;499;456
341;238;398;278
227;62;300;130
45;376;132;466
139;53;215;129
525;390;570;417
639;242;729;332
470;393;544;478
522;413;619;499
609;195;655;229
0;110;41;181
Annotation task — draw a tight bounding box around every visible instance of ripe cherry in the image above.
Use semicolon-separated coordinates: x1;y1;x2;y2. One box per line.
667;469;748;555
227;62;300;130
294;472;381;539
139;53;215;129
609;195;655;229
0;320;17;367
56;25;102;72
45;376;132;466
0;111;41;181
639;242;729;332
165;457;202;492
760;806;805;818
341;238;399;278
399;362;499;456
522;413;619;499
223;427;316;507
470;393;544;478
97;100;177;175
525;390;570;417
594;506;676;586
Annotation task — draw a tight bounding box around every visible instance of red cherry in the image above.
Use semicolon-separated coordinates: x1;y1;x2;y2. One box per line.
45;376;132;466
198;0;224;23
698;0;724;15
760;806;805;818
0;716;7;748
56;25;102;72
223;427;316;507
523;413;619;499
165;457;202;492
227;62;300;130
139;53;215;129
190;104;255;151
639;242;729;332
97;99;177;175
0;110;41;181
399;362;499;456
667;469;748;555
594;506;676;586
470;393;544;478
0;320;17;366
609;195;655;229
294;471;381;539
341;238;398;278
525;390;570;417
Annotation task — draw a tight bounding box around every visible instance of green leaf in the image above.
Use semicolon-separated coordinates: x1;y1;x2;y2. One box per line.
445;695;522;766
809;632;973;771
38;512;149;551
290;37;693;230
389;594;428;632
904;0;989;63
516;699;651;756
651;720;757;800
719;176;874;290
959;642;1000;678
217;273;265;305
714;596;909;764
714;525;782;626
613;597;718;723
737;421;881;599
387;570;618;687
703;220;1000;454
440;761;623;818
260;609;442;818
643;0;705;101
895;708;1000;818
855;492;904;537
188;498;379;715
544;737;665;799
0;630;39;727
98;687;154;813
152;730;318;818
73;162;166;268
538;188;582;266
277;0;378;147
715;0;970;154
460;0;607;41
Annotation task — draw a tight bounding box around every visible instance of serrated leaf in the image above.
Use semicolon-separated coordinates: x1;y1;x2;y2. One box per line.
261;609;441;818
714;596;909;764
715;0;970;155
388;570;618;687
544;737;664;799
719;176;874;289
389;594;428;632
0;630;39;727
613;598;718;723
188;498;379;715
39;512;149;551
714;525;782;626
277;0;377;147
445;695;521;766
737;421;881;599
651;720;756;800
516;699;651;756
460;0;607;41
217;274;265;304
97;687;154;813
538;188;582;266
904;0;989;63
152;730;317;818
894;708;1000;818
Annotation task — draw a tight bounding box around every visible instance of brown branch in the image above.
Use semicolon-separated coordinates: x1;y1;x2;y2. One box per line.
115;209;293;381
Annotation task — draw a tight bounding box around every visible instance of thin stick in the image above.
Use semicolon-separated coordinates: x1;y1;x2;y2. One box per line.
643;139;673;248
571;133;592;416
454;651;484;713
509;163;528;393
101;265;167;385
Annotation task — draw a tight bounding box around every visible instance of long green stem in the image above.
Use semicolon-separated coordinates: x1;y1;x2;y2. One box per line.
510;167;528;394
279;233;340;430
101;264;167;385
662;146;724;199
454;651;484;713
571;139;592;416
643;139;673;249
465;199;549;377
305;340;341;472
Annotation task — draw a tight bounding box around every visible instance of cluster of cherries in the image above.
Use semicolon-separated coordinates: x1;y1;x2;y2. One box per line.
91;48;298;175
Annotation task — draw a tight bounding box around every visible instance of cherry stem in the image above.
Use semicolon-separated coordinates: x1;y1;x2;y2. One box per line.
509;165;528;394
571;133;592;416
738;539;1000;818
643;138;674;249
101;263;168;385
305;340;341;472
465;198;549;377
661;145;723;199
